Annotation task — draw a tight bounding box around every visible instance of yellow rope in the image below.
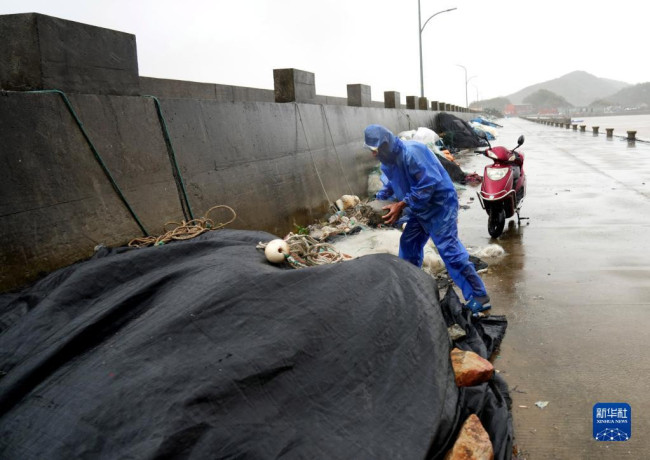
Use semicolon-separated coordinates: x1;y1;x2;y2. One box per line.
128;205;237;248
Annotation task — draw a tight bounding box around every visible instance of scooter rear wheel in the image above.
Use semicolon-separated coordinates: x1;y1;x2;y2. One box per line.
488;207;505;238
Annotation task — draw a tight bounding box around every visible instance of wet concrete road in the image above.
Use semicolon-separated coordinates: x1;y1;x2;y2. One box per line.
454;118;650;459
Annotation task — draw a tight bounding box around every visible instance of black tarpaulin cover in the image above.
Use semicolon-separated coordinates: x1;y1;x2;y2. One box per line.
0;230;510;459
434;112;485;149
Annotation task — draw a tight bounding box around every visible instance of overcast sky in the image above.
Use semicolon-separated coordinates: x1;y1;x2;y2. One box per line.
2;0;648;106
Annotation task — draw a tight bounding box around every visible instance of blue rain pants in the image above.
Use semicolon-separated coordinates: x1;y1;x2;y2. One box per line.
398;210;487;302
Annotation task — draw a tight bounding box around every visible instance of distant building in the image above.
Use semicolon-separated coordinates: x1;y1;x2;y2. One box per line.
504;104;534;116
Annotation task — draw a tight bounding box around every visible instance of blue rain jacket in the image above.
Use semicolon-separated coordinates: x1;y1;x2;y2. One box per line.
365;124;487;301
366;125;457;223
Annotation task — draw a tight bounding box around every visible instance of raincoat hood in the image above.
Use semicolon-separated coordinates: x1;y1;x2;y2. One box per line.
364;124;400;164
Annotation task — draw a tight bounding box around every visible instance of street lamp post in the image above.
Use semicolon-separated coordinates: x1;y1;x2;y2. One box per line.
418;3;457;98
455;64;476;108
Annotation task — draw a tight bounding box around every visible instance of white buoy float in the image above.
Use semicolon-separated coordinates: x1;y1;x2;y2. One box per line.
264;239;290;263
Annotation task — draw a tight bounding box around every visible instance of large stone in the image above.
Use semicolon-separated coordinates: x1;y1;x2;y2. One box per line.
445;414;494;460
358;200;392;227
450;348;494;387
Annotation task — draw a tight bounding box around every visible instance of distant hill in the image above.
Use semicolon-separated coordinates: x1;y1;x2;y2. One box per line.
597;82;650;108
506;71;630;107
523;89;572;109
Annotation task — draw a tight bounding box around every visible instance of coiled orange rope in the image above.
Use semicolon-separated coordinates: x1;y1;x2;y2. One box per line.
128;205;237;248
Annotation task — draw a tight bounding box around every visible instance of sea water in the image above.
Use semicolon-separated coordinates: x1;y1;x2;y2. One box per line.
571;114;650;142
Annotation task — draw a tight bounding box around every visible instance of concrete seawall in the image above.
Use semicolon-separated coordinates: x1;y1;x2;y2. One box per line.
0;13;474;292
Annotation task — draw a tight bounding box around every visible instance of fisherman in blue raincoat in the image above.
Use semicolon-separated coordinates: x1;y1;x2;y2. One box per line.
364;124;491;315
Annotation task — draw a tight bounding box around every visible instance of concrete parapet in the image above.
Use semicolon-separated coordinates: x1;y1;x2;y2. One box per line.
273;68;316;103
384;91;400;108
0;89;455;291
139;77;275;102
0;13;139;95
347;84;371;107
314;95;347;106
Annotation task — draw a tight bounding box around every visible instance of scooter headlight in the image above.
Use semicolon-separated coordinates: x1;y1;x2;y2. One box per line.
486;150;498;160
486;168;508;181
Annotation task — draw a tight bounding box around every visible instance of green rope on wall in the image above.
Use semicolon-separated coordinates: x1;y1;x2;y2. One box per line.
144;95;194;221
26;89;149;236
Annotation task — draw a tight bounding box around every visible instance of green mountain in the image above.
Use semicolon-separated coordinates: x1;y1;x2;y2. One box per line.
506;71;630;107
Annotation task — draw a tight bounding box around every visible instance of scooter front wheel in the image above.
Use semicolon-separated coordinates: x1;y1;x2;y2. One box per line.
488;206;505;238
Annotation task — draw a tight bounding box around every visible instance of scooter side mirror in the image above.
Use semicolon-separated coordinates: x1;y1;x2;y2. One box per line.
517;135;525;146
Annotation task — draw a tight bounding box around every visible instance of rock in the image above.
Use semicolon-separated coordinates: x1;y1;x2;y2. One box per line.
337;195;360;210
450;348;494;387
445;414;494;460
358;200;392;227
447;324;467;341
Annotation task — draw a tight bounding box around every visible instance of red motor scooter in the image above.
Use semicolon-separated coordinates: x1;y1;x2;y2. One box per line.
476;134;527;238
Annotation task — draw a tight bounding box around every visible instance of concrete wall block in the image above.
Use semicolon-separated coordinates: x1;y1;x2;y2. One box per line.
273;68;316;103
0;13;139;95
347;84;371;107
384;91;400;108
418;97;429;110
406;96;418;110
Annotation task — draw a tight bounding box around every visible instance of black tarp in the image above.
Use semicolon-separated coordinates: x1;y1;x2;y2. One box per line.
0;230;510;459
433;113;486;149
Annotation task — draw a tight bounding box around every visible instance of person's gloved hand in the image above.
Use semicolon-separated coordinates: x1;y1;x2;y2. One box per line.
382;201;406;226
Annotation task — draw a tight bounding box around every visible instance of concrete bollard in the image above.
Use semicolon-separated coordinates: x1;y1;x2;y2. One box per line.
580;125;586;132
592;126;599;134
566;123;571;129
606;128;614;138
0;13;141;96
627;131;637;141
418;97;429;110
347;84;371;107
274;68;316;103
383;91;400;109
430;101;439;111
406;96;418;110
572;124;578;130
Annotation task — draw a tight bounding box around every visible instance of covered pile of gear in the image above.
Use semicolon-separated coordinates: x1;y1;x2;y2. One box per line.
0;229;511;459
